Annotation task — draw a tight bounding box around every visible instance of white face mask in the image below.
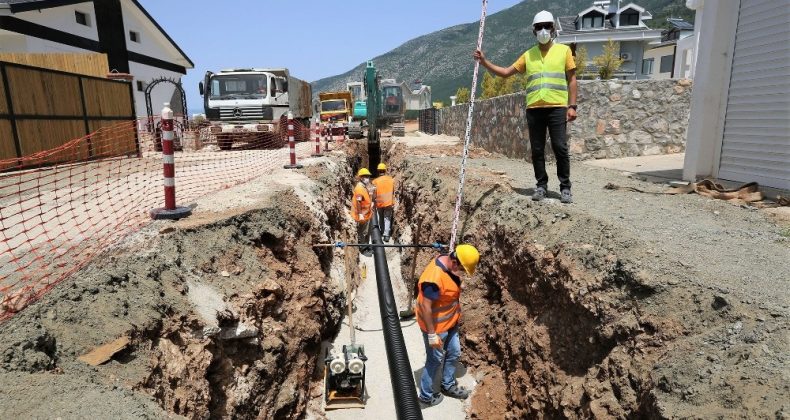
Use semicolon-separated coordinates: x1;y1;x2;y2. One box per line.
537;28;552;45
362;178;370;185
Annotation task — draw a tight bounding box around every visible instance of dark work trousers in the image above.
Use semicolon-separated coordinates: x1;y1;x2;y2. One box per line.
525;106;572;191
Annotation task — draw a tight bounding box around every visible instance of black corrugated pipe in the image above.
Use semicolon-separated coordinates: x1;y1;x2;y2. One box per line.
369;208;424;420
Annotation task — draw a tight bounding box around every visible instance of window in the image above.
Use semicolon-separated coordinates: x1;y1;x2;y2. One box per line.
75;11;90;26
660;55;674;73
619;10;640;26
136;81;144;92
642;58;654;75
129;31;140;43
581;12;604;29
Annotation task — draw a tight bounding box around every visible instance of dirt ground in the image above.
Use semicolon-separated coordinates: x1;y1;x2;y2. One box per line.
0;153;357;419
0;129;787;419
384;133;788;419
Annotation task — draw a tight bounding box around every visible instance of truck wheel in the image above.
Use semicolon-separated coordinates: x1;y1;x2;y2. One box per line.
218;134;233;150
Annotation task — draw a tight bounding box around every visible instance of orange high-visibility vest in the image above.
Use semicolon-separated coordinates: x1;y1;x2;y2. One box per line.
351;182;372;223
416;257;461;334
372;175;394;208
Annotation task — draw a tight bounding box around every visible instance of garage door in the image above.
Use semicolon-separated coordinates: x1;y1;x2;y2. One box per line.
719;0;790;190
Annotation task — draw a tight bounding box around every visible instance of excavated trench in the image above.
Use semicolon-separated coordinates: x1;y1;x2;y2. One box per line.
377;140;684;419
0;159;358;419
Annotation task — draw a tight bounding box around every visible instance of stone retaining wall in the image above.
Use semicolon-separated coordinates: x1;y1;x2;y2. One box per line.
437;79;692;161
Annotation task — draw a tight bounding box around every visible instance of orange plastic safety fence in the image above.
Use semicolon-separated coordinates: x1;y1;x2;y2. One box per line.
0;118;316;321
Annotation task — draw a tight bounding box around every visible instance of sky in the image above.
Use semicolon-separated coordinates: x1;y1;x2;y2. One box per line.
138;0;522;112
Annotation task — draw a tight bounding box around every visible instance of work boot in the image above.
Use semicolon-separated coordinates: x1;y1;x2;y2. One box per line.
560;189;573;204
383;235;390;242
419;392;444;408
532;187;546;201
441;383;470;400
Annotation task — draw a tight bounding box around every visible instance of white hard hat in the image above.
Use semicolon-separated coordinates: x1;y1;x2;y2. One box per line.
533;10;554;26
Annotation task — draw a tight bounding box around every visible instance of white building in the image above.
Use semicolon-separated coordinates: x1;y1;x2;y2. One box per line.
642;18;694;80
556;1;663;79
0;0;193;117
683;0;790;191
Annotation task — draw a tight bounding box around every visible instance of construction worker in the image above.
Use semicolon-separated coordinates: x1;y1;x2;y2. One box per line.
473;10;577;204
371;163;395;242
352;168;374;256
416;244;480;407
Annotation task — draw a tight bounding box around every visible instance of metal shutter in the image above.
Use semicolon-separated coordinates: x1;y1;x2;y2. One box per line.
719;0;790;190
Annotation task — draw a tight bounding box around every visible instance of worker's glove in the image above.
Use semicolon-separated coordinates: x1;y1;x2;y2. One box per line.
427;333;443;349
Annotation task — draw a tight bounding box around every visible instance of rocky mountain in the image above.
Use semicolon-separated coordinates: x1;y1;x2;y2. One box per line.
311;0;694;104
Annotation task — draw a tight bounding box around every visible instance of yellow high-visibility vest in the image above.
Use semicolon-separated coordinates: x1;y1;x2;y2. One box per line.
523;43;569;107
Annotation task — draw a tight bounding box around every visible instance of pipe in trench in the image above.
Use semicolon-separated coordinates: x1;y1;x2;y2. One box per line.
369;208;423;420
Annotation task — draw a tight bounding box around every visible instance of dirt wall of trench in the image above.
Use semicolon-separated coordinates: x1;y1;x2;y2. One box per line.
0;160;357;419
383;141;787;419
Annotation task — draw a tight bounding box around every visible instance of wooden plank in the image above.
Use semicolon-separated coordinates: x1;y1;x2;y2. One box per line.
16;119;88;160
88;120;137;157
6;67;82;116
0;73;6;115
82;78;134;117
0;120;17;170
78;336;130;366
0;53;108;78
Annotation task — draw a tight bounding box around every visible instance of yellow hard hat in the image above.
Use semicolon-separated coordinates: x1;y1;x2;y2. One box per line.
454;244;480;275
357;168;372;177
377;163;387;171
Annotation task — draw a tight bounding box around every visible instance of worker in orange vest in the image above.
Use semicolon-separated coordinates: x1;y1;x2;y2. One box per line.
416;244;480;407
352;168;374;256
371;163;395;242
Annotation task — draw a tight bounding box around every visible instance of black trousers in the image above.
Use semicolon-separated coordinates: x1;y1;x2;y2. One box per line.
526;106;572;191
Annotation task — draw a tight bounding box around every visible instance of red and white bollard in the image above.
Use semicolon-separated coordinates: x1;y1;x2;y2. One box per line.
338;122;346;145
311;117;323;157
283;111;303;169
150;102;191;220
324;121;332;152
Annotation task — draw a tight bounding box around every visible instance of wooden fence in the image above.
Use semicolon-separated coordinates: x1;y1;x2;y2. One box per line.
0;61;137;167
0;53;109;78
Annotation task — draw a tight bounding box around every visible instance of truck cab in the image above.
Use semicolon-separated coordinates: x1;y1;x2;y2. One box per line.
199;68;311;149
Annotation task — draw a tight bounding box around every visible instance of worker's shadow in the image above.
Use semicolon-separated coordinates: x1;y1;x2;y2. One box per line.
412;361;468;393
513;187;562;200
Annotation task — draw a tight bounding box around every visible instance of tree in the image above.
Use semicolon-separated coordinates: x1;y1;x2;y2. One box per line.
593;39;624;80
480;71;500;99
574;45;589;79
455;87;470;104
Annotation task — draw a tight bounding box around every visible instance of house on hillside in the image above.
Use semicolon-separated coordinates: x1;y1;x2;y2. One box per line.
683;0;789;191
0;0;193;117
556;1;662;80
404;81;432;111
642;18;695;80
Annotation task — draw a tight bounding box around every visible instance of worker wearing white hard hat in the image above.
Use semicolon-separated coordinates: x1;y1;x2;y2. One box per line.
473;10;578;204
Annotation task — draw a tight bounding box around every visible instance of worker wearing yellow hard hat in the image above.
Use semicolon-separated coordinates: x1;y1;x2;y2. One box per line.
371;163;395;242
351;168;374;256
416;244;480;407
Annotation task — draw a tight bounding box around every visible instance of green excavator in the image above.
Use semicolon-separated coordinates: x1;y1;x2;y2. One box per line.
359;61;406;172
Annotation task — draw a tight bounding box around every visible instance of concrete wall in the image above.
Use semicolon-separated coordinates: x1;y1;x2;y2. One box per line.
437;79;692;161
683;0;739;182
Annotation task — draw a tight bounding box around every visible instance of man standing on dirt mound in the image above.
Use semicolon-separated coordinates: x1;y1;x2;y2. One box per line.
372;163;395;242
473;10;578;204
352;168;374;256
416;244;480;407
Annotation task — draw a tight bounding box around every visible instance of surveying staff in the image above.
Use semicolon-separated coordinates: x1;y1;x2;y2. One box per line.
473;10;577;204
416;244;480;407
352;168;374;256
371;163;395;242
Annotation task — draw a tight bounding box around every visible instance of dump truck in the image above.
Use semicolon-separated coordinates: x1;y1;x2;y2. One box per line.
199;68;312;150
318;91;353;136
